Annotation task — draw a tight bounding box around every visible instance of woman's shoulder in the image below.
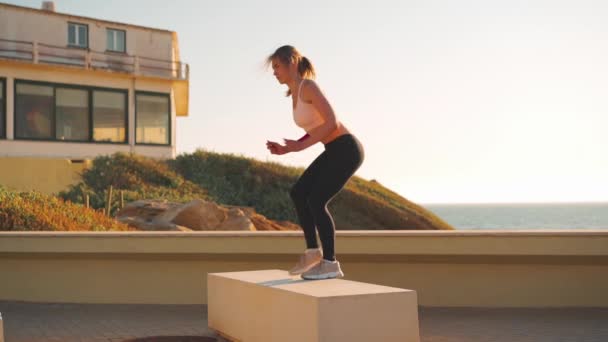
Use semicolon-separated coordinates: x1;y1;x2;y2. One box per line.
302;78;319;88
301;79;323;98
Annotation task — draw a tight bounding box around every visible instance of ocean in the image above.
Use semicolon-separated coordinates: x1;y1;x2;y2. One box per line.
423;202;608;230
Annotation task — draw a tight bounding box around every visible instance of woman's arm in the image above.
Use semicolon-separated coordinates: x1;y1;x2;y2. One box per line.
285;80;338;152
297;133;310;142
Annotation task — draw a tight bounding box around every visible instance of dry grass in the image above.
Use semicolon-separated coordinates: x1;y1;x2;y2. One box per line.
0;187;132;231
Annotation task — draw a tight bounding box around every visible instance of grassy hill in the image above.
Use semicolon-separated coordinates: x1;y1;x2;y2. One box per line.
58;151;453;230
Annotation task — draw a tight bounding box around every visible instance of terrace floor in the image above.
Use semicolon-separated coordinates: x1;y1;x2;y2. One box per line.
1;301;607;341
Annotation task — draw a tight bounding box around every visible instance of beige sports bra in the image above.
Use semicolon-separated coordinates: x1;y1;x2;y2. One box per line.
293;80;325;132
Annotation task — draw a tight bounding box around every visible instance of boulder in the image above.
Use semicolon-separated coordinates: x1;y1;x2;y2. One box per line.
115;199;297;231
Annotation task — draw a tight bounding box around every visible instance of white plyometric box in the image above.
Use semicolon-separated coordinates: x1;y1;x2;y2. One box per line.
208;269;420;342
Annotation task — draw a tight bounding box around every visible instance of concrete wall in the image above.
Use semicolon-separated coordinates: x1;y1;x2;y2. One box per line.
0;230;606;307
0;157;90;194
0;3;175;62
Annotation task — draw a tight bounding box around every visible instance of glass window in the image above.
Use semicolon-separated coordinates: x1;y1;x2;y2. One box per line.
136;93;169;145
0;80;4;138
15;83;54;139
93;90;126;142
107;30;114;51
116;31;125;52
78;26;87;46
56;88;89;141
68;23;88;48
15;81;129;144
106;29;126;52
68;25;76;46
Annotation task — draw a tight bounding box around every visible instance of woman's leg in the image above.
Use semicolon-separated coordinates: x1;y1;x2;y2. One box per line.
307;136;364;261
290;151;329;249
307;168;356;261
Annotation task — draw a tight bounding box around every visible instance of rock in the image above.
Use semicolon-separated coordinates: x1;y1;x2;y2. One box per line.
115;199;259;231
115;216;180;231
218;207;255;231
224;205;300;231
175;225;193;232
171;200;222;230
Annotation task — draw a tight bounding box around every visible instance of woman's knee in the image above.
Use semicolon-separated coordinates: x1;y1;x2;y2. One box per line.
306;194;328;214
290;183;306;202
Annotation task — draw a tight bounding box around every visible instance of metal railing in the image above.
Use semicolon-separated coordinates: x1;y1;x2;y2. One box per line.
0;38;189;80
0;39;34;61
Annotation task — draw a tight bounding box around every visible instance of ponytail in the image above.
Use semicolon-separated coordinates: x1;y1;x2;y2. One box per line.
298;56;316;80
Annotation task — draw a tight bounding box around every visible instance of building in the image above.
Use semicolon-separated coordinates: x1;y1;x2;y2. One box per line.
0;1;189;193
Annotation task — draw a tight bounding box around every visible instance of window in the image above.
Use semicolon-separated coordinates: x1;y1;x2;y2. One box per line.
15;80;128;144
68;22;88;48
136;93;170;145
0;79;5;138
15;83;54;139
93;90;127;142
56;88;89;141
106;29;126;53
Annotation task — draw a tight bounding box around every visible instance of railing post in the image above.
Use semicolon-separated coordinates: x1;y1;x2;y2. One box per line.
134;56;140;75
185;64;189;80
32;41;39;64
85;51;91;69
174;61;180;79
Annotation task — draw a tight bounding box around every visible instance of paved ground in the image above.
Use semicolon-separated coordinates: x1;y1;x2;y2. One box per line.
1;301;607;342
418;307;608;342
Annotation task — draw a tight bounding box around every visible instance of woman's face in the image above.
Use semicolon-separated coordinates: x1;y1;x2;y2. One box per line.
272;58;295;84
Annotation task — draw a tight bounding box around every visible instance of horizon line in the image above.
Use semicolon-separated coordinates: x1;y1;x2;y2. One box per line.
421;200;608;206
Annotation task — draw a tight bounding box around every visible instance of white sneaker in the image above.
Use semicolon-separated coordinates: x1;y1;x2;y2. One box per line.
301;259;344;280
288;249;323;275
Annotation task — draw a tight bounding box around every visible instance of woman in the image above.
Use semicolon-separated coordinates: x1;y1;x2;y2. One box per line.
266;45;364;280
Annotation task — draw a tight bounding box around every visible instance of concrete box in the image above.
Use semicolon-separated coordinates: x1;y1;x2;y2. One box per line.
208;269;420;342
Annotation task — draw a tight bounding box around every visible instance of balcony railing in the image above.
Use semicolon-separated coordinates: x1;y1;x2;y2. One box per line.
0;38;189;80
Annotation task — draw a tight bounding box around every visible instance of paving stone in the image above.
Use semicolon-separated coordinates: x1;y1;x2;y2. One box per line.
1;301;607;341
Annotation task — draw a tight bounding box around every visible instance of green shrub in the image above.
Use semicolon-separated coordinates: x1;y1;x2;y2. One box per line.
170;150;299;221
59;152;207;216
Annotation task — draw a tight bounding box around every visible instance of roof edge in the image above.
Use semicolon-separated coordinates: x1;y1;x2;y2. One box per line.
0;2;175;34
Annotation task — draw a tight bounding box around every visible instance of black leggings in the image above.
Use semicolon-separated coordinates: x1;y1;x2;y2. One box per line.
290;134;364;261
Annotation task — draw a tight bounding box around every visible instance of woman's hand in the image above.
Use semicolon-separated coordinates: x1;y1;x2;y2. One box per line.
266;140;289;155
283;138;303;152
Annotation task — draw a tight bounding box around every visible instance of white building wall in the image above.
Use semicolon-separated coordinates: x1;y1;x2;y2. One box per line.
0;4;183;160
0;4;174;62
0;63;177;159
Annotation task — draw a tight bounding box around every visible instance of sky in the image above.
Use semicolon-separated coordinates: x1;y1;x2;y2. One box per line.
6;0;608;204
